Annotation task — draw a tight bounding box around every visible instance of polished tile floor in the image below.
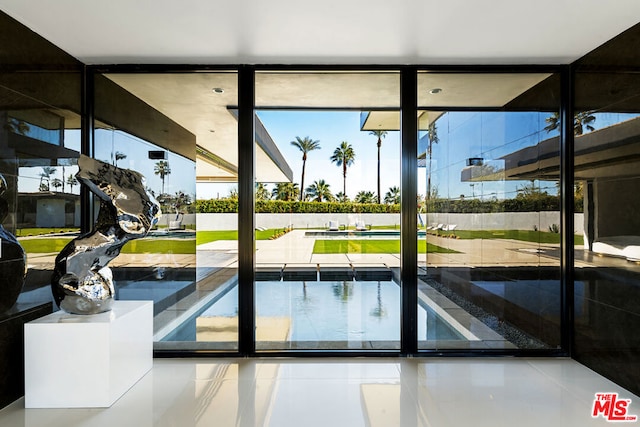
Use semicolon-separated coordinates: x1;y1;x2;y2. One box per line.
1;358;637;427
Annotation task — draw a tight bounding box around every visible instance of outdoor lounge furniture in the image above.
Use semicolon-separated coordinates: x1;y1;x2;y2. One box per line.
592;236;640;261
169;213;185;230
355;220;368;231
168;220;184;230
328;220;340;231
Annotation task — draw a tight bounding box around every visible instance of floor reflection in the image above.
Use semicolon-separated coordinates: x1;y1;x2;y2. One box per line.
1;358;637;427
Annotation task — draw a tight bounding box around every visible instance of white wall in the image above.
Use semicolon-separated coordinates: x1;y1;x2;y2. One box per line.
196;213;401;231
36;199;65;228
197;212;584;233
423;212;584;234
158;213;196;227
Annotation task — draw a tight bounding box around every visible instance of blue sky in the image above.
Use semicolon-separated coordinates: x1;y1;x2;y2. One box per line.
257;110;401;199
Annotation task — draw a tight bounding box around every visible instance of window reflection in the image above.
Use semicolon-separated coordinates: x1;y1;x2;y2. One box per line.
416;73;562;350
94;72;239;351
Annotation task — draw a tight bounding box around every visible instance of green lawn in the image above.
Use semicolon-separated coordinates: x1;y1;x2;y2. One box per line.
196;229;281;245
435;229;583;245
15;227;79;237
19;238;74;253
19;237;196;254
120;239;195;254
313;239;459;254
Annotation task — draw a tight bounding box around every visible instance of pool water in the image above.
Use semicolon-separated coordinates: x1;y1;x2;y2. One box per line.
164;280;465;342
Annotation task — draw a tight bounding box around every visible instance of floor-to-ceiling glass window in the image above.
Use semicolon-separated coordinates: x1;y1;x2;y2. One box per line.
0;11;82;406
416;72;563;350
94;72;238;351
83;67;574;355
253;71;401;350
573;23;640;395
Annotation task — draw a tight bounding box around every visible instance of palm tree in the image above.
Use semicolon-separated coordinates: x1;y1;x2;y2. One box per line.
369;130;388;203
355;190;376;204
544;111;596;135
332;281;353;302
154;160;171;195
426;122;439;200
39;166;56;191
335;191;349;202
50;178;63;192
114;151;127;167
66;175;78;193
305;179;333;202
330;141;356;198
228;187;238;200
272;182;300;201
255;182;270;201
290;136;321;201
384;186;400;204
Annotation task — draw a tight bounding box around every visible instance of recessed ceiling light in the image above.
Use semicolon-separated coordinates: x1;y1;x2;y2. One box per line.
212;88;224;94
429;88;442;94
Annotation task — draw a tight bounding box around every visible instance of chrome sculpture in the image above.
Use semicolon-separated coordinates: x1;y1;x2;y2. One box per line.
51;155;161;314
0;173;27;312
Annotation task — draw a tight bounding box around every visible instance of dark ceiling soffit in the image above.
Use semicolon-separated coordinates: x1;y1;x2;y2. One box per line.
8;133;80;160
228;108;294;183
504;74;561;112
94;74;196;161
196;144;238;176
576;21;640;69
0;11;82;69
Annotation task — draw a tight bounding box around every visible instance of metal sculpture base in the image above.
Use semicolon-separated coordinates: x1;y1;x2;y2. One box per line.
24;300;152;408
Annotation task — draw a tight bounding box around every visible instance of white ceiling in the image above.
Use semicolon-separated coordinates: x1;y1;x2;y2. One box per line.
1;0;639;65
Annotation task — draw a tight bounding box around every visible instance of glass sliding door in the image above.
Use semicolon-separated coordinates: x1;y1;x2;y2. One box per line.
254;71;401;350
94;72;239;351
416;72;563;350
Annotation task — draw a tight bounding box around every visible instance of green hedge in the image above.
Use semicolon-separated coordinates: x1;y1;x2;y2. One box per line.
196;199;238;213
425;194;583;213
196;199;400;213
196;195;584;214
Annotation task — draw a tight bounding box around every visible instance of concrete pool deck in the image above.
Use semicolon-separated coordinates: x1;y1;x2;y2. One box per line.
196;228;575;268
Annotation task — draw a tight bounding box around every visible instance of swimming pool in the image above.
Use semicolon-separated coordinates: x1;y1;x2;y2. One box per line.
163;280;466;346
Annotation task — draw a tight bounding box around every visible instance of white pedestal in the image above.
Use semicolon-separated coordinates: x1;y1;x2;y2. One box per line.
24;300;153;408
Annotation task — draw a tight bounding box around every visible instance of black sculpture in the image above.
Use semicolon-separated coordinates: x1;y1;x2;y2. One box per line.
0;173;27;313
51;155;161;315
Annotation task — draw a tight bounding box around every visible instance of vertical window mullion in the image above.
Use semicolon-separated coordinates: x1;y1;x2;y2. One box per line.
80;65;95;234
401;67;418;355
238;65;256;356
560;65;575;356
